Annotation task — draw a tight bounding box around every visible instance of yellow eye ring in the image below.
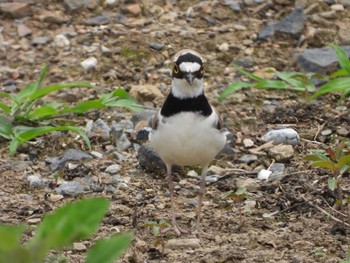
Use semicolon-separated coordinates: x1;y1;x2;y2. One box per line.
173;64;179;74
201;67;204;74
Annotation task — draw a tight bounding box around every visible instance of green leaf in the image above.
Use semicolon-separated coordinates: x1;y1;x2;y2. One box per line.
310;160;336;170
331;44;350;74
254;79;288;90
12;82;39;106
37;65;48;87
27;105;60;120
0;224;26;251
235;187;247;195
142;221;158;228
219;81;252;101
112;88;134;99
304;153;330;162
0;116;13;140
0;103;10;114
28;82;94;101
329;68;350;79
9;126;91;156
310;78;350;100
328;177;337;191
26;198;109;262
60;100;106;114
235;66;263;81
86;232;132;263
338;154;350;169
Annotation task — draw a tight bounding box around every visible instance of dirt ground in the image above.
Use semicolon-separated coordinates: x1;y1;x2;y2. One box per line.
0;0;350;262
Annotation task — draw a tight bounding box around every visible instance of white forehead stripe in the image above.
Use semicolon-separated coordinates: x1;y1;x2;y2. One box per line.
179;62;201;72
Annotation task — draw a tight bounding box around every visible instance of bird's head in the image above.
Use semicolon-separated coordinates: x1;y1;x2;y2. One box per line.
171;49;205;99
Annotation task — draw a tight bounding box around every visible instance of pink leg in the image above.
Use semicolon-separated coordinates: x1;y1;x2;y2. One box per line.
193;165;210;237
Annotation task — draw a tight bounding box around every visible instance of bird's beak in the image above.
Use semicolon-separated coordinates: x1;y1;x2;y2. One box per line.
185;72;194;85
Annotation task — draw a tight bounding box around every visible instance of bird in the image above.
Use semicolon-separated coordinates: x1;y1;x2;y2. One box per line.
149;49;227;236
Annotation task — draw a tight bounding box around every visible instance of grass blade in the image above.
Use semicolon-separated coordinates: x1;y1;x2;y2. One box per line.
0;116;13;139
28;82;94;101
37;65;48;87
235;66;263;81
9;125;91;156
254;79;288;90
0;103;10;114
86;233;132;263
27;104;61;120
309;78;350;100
219;81;252;101
331;44;350;74
0;224;26;251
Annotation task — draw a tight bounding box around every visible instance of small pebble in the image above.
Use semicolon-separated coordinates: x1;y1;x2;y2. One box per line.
73;242;87;251
321;129;332;136
105;164;121;174
243;138;254;148
331;4;345;11
166;238;200;249
81;57;98;70
257;169;272;180
90;151;103;158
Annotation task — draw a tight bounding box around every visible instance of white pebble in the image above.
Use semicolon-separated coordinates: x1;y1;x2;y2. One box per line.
331;4;345;11
257;169;272;180
81;57;98;70
54;34;70;49
262;128;300;145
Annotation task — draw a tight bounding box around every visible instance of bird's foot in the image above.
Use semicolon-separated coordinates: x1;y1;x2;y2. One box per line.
162;224;189;236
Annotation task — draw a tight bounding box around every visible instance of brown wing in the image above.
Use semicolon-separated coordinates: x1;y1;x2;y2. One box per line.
212;105;224;130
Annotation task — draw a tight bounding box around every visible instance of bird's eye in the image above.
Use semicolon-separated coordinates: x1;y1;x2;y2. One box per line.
173;64;179;74
200;66;204;74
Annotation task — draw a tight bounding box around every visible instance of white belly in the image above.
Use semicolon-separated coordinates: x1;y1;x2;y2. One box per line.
149;112;226;167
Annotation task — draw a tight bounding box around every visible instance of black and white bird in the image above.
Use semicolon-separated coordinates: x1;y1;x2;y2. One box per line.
149;49;227;236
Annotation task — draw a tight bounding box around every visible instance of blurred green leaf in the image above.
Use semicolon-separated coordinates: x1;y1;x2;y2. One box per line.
219;81;252;101
254;79;288;90
310;78;350;100
27;198;109;261
86;233;132;263
331;44;350;74
304;153;330;162
328;177;337;191
310;160;336;170
0;225;25;251
0;116;13;139
338;154;350;169
27;105;60;120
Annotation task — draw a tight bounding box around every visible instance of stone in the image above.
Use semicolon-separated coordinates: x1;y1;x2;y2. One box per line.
27;175;43;188
236;178;259;191
49;194;64;202
135;240;148;252
297;46;350;74
62;149;92;161
32;37;51;46
85;118;111;140
243;138;254;148
81;57;98;70
166;239;200;249
223;0;241;11
126;4;141;16
233;56;255;68
205;175;220;183
54;34;70;49
262;128;300;145
238;154;258;164
257;22;275;41
40;10;69;24
129;85;164;103
331;4;345;11
274;8;305;38
105;164;121;174
101;45;112;55
106;185;117;194
131;110;155;126
208;165;226;175
337;127;349;136
137;144;165;171
56;181;84;196
63;0;84;13
73;242;87;251
340;0;350;7
90;151;103;158
86;15;110;26
0;2;32;18
257;169;272;180
105;0;117;6
17;24;32;38
321;129;332;136
268;145;294;162
218;42;229;52
149;42;164;50
269;163;285;180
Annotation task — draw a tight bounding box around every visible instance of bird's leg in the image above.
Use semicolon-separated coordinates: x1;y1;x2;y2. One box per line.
192;165;210;237
163;164;189;236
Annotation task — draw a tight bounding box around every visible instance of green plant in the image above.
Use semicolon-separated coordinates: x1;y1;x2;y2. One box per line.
0;198;132;263
305;143;350;210
0;65;139;156
219;44;350;102
142;219;171;251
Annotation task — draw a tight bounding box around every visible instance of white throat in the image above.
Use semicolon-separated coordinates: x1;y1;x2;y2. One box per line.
171;78;204;99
